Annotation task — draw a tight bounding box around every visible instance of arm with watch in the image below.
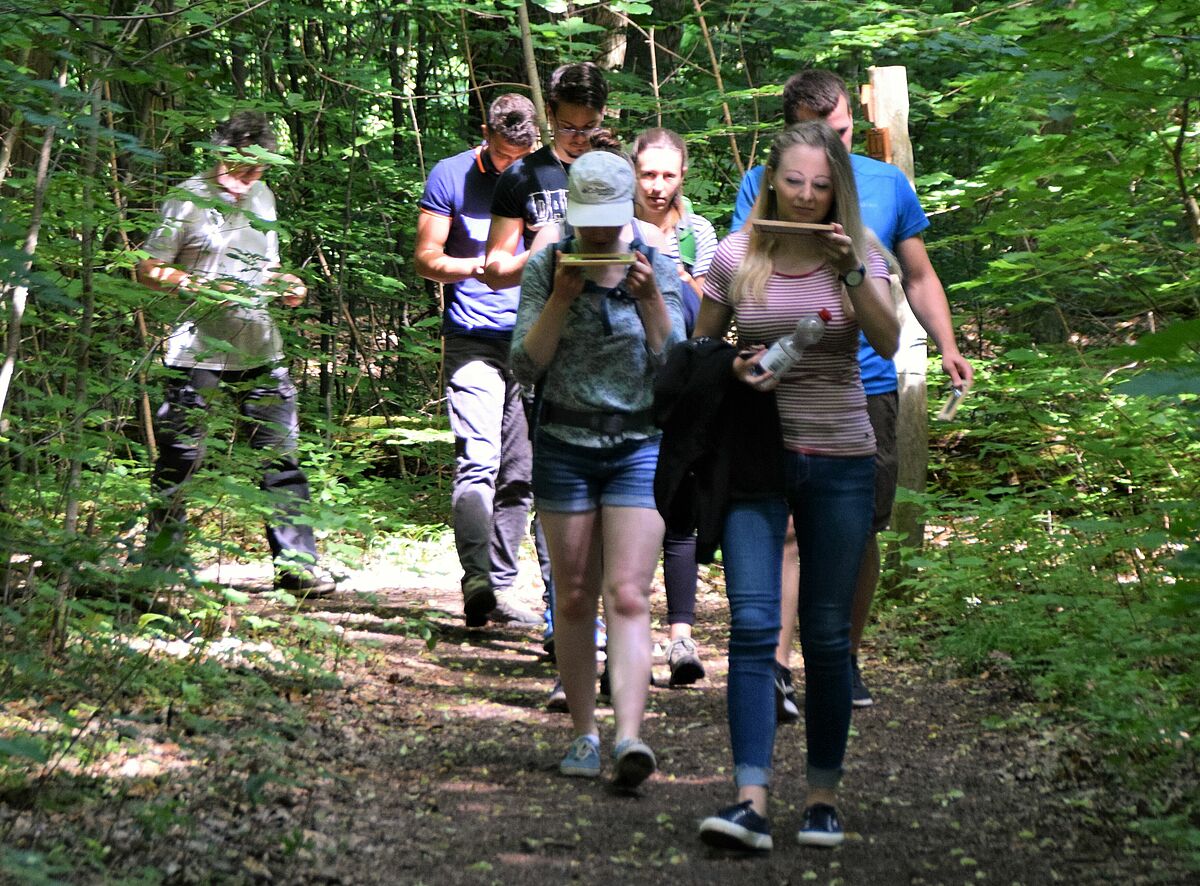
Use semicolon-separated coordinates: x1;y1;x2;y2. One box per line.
836;253;899;361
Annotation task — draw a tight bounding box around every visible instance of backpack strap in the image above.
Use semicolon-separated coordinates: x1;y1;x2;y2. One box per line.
675;196;697;273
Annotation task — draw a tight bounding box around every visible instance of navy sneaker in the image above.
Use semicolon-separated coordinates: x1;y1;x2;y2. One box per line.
774;662;800;724
546;678;568;713
851;656;874;708
699;800;773;852
796;803;844;847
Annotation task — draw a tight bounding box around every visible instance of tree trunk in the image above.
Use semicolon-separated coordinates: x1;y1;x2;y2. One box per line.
516;1;549;144
0;68;66;429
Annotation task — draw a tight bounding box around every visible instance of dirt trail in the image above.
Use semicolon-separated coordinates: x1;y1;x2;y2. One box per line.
244;559;1182;886
3;554;1187;884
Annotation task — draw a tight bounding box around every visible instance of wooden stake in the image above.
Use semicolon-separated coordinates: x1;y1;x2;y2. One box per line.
866;65;929;580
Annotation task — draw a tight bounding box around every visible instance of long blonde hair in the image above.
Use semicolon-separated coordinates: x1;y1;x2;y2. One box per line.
730;122;890;305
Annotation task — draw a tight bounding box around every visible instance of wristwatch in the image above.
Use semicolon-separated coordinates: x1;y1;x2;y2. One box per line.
839;264;866;287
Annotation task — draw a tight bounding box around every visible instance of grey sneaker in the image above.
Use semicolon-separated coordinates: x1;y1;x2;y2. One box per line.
851;655;874;708
489;595;542;626
462;575;495;628
611;738;656;791
275;564;337;598
559;735;601;778
667;637;705;686
774;662;800;724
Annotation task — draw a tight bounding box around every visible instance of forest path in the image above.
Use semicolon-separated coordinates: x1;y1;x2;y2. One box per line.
207;546;1179;886
5;548;1184;884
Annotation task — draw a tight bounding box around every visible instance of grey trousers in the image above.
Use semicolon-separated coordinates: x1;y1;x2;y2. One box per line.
148;364;318;563
444;335;534;595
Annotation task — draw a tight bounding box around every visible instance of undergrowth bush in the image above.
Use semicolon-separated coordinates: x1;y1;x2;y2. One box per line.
886;341;1200;860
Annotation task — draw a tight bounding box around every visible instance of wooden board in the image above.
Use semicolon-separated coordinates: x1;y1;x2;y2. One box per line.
559;253;636;267
750;220;835;235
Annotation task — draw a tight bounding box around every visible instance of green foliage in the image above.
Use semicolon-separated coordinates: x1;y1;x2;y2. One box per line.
1;0;1197;873
886;337;1200;858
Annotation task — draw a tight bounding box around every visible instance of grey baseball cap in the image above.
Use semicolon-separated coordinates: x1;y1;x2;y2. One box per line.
566;151;635;227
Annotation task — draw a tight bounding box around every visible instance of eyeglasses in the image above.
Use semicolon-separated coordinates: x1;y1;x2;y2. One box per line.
555;124;602;139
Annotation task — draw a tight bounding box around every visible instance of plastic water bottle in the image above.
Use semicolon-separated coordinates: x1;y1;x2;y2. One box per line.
753;308;832;376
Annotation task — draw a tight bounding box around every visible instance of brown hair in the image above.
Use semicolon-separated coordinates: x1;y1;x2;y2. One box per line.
486;94;537;147
631;127;688;170
212;111;276;153
782;70;851;125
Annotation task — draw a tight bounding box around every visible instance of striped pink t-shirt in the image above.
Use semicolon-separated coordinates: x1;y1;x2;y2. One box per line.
703;231;890;457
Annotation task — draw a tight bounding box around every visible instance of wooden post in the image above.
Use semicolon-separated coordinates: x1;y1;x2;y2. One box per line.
862;66;929;579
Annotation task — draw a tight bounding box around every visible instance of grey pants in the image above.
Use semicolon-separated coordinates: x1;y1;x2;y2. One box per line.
444;336;534;595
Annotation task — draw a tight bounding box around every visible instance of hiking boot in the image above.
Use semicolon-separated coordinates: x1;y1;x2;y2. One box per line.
774;662;800;724
699;800;773;852
611;738;656;791
546;678;568;713
851;655;874;708
462;575;495;628
667;637;705;686
796;803;844;847
275;564;337;598
489;595;542;626
559;734;601;778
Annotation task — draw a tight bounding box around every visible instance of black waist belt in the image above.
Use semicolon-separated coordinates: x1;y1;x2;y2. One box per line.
541;402;654;436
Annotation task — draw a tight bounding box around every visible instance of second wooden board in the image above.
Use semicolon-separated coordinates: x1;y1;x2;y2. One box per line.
750;220;836;234
559;253;636;266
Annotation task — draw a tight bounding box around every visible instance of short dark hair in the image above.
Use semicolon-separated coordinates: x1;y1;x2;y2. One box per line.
486;94;538;147
547;62;608;114
782;70;851;125
212;111;277;153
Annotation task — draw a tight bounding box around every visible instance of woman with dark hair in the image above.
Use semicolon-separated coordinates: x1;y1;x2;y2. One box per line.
630;127;719;687
694;121;898;850
511;149;685;790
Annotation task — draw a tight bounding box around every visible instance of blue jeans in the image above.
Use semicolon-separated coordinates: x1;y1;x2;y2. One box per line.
722;452;875;790
532;431;661;513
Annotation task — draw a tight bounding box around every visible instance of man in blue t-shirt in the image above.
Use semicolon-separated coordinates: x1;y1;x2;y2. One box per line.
732;70;974;712
416;94;542;628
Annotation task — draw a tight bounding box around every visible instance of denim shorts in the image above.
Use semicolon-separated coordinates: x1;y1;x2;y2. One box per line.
532;431;661;513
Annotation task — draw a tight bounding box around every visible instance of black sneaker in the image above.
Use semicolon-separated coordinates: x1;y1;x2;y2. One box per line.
796;803;844;847
774;662;800;724
546;678;568;713
851;656;874;708
699;800;773;852
462;575;495;628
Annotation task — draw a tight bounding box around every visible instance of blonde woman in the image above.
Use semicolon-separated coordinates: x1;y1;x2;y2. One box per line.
695;122;898;850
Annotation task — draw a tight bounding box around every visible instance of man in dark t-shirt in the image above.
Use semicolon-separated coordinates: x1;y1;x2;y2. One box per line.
484;62;610;289
415;94;541;627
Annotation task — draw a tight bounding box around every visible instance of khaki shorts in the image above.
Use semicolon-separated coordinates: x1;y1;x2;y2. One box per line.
867;391;899;534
